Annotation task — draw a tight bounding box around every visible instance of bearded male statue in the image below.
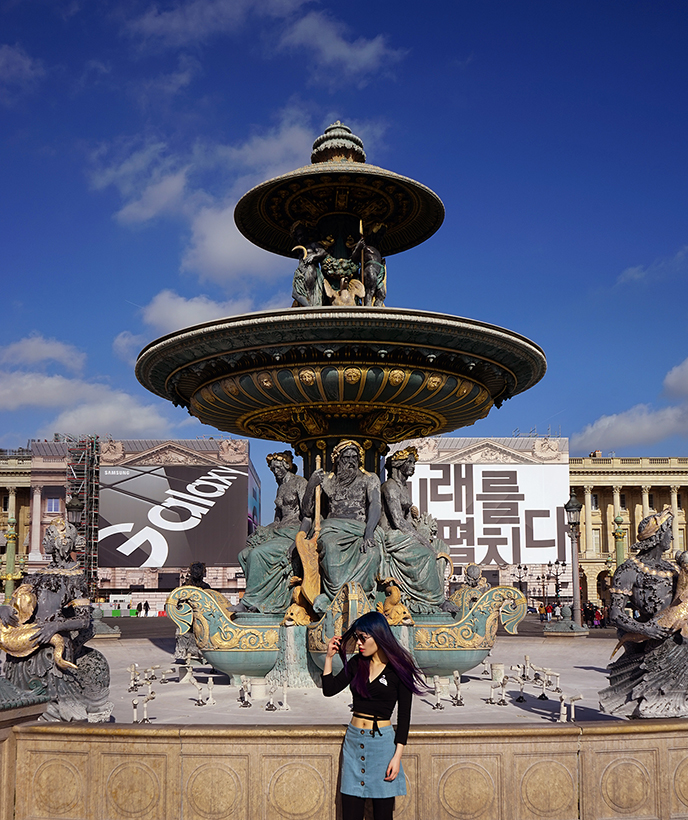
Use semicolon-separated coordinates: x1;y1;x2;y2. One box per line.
302;440;383;613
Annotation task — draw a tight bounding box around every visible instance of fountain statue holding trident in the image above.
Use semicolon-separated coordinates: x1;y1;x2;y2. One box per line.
302;440;384;614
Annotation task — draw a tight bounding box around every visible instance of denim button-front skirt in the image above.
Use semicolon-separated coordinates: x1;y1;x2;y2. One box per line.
340;723;406;798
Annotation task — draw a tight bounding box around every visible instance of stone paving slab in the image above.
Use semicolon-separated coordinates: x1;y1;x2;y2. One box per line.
96;632;621;727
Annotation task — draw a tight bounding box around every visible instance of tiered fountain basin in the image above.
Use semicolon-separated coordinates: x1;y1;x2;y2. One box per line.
137;306;546;472
167;582;527;681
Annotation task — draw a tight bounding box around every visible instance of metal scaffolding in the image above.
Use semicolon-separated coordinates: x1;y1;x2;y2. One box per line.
65;435;100;599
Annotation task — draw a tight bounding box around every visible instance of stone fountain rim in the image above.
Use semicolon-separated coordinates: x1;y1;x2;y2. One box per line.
136;306;546;402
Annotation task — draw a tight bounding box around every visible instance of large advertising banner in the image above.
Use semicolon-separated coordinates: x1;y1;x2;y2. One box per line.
407;463;570;567
98;464;248;568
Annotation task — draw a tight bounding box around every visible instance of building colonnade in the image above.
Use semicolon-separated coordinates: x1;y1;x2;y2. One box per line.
569;456;688;606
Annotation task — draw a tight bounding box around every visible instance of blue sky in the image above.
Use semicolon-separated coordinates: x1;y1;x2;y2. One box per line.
2;0;688;502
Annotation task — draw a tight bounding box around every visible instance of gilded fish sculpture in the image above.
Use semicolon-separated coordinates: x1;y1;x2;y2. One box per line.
166;586;281;679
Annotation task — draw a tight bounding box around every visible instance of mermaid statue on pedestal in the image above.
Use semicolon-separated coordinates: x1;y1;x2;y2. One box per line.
0;518;112;722
600;508;688;718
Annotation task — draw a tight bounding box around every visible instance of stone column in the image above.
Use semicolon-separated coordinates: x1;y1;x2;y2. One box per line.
29;485;43;561
671;486;680;549
584;486;593;556
612;486;621;517
642;486;651;518
634;502;643;545
7;486;16;519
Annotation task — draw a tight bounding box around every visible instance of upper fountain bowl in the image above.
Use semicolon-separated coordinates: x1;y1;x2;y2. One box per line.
135;306;546;469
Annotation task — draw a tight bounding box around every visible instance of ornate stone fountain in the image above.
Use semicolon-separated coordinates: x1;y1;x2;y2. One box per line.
139;122;544;682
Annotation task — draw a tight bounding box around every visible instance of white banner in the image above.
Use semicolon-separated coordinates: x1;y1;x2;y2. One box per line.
407;463;570;566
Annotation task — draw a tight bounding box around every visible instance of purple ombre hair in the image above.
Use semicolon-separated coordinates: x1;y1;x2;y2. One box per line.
338;611;427;697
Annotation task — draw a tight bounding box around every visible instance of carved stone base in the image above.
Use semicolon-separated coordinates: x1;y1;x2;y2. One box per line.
6;720;688;820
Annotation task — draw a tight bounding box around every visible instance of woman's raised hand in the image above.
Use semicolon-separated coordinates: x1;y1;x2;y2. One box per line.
326;635;341;658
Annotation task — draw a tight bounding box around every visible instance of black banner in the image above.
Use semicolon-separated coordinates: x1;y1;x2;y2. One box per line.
98;464;249;567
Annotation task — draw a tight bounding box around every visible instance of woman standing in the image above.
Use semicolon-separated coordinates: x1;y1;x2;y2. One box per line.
322;612;426;820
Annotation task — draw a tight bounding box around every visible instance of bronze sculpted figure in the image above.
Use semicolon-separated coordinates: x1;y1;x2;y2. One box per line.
380;447;456;614
0;518;112;722
290;222;330;307
599;508;688;717
233;451;308;614
303;440;383;613
185;561;211;589
348;223;387;306
0;584;77;670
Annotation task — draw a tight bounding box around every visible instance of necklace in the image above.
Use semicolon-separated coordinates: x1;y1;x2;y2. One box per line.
630;556;674;579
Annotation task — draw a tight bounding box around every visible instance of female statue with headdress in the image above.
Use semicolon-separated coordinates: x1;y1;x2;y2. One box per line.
380;447;454;614
599;508;688;717
232;451;308;614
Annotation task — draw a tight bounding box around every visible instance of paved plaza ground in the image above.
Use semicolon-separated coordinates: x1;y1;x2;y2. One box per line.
95;615;623;727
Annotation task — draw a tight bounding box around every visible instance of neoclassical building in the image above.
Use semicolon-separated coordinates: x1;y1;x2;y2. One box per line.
0;447;32;560
569;453;688;607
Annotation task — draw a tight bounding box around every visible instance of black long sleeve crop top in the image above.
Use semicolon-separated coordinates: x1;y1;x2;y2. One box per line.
322;655;413;745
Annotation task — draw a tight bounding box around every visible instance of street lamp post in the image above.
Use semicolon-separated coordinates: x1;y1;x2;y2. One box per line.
547;559;567;601
512;563;530;596
564;488;583;627
536;574;548;606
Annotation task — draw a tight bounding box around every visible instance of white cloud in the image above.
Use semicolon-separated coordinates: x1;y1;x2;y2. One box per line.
116;167;189;223
0;368;173;440
617;245;688;285
182;204;284;283
90;138;170;197
113;331;147;365
133;53;202;104
91;110;313;284
138;287;292;335
664;357;688;399
278;11;406;87
0;334;86;374
78;59;111;89
0;371;101;410
571;404;688;452
38;392;173;440
0;43;46;104
141;289;255;334
216;117;315;181
126;0;309;48
571;355;688;452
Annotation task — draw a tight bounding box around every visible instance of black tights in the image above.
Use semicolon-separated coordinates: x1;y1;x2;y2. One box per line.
341;794;395;820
